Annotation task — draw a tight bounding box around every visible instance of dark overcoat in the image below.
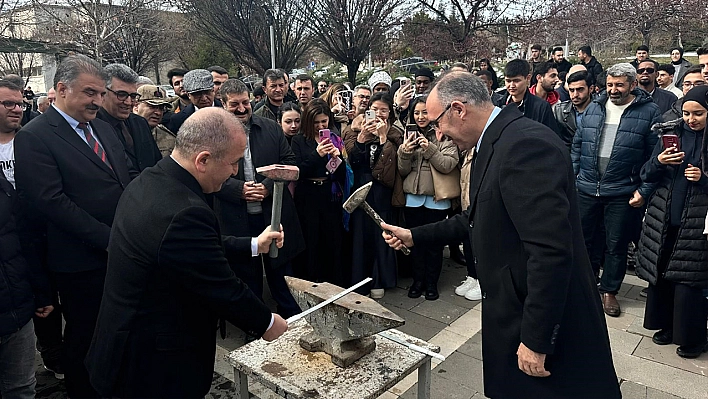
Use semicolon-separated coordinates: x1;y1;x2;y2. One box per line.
412;106;620;398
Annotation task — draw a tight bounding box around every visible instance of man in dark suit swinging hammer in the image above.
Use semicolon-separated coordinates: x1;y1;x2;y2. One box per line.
382;72;621;399
86;107;288;398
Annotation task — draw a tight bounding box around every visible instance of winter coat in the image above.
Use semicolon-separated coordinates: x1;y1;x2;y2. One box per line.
571;88;663;198
663;98;683;122
343;114;405;206
673;59;693;89
0;171;50;336
552;100;579;148
637;122;708;288
494;89;561;136
397;127;459;197
582;57;604;85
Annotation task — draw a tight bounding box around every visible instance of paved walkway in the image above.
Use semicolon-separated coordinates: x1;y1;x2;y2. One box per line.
36;251;708;398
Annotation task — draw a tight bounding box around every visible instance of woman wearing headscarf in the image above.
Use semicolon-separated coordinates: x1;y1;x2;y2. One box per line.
636;85;708;359
670;47;692;89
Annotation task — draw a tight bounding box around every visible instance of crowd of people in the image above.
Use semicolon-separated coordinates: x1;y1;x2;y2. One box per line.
0;41;707;398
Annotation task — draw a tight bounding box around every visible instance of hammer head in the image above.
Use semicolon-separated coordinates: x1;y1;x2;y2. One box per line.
343;182;372;213
256;164;299;181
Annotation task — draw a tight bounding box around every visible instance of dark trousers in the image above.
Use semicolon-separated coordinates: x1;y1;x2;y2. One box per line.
404;206;447;287
234;214;301;319
578;192;639;294
644;226;708;346
294;182;346;287
33;287;63;369
462;235;477;279
54;268;106;398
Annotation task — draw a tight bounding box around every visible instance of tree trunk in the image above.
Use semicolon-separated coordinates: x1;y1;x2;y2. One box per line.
346;61;361;86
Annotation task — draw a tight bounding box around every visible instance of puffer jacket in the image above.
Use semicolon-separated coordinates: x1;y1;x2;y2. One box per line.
636;122;708;288
343;114;405;206
397;127;459;197
0;171;50;336
571;88;663;198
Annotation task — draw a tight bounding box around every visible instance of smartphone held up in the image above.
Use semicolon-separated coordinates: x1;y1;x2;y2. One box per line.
662;134;680;152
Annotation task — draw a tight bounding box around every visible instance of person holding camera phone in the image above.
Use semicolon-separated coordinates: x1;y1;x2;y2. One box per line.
291;99;350;286
343;93;404;299
397;96;459;300
636;85;708;359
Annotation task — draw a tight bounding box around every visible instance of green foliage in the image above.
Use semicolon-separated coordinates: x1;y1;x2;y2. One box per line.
182;36;239;74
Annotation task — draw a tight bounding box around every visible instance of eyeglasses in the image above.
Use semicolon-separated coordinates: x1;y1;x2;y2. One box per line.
356;94;371;100
683;81;706;88
637;68;655;75
428;101;467;131
1;101;26;111
107;87;141;102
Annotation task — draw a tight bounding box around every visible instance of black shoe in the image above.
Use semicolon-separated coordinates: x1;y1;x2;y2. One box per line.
408;281;424;298
43;363;64;380
425;285;439;301
449;245;466;266
639;287;648;298
652;329;673;345
676;341;708;359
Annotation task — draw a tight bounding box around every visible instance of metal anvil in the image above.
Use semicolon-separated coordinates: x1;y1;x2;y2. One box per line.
285;277;405;368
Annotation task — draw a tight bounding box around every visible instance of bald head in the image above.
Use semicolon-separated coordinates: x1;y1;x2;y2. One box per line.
566;65;588;91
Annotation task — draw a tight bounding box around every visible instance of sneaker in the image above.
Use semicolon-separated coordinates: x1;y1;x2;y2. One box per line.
464;281;482;301
370;289;385;299
455;276;477;296
44;364;64;380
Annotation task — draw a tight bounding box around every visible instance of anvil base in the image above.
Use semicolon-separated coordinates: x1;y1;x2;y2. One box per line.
299;332;376;368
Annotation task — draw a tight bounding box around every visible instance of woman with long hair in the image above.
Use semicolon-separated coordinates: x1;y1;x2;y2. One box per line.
636;85;708;359
320;83;350;133
397;96;459;300
277;102;301;146
343;92;404;299
291;98;350;286
479;58;499;91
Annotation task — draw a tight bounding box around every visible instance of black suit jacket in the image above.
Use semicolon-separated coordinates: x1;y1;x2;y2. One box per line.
86;157;272;398
97;109;162;172
14;106;132;273
167;99;223;133
214;115;305;268
412;106;620;399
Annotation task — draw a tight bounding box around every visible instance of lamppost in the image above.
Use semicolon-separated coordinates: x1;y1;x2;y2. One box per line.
263;5;275;69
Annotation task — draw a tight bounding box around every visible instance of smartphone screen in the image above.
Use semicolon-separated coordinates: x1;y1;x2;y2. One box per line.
338;90;353;112
662;134;680;151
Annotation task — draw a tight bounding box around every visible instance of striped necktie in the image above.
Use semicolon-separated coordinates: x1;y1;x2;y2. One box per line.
77;122;111;168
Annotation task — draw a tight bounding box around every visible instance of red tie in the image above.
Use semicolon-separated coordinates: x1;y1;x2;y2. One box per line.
78;122;111;168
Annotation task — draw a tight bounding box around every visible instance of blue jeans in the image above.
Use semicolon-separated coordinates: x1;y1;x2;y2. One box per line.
577;192;640;294
0;320;36;399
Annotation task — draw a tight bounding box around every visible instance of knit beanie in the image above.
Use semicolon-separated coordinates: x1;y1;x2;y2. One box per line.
368;71;392;90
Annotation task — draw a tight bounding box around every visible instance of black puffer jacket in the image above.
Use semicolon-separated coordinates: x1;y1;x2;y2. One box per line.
636;121;708;288
0;171;50;335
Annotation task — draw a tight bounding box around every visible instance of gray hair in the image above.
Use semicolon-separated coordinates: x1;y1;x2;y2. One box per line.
53;54;107;89
137;76;154;86
353;84;371;93
607;63;637;85
433;71;491;107
104;63;139;88
36;95;49;106
219;78;249;103
175;107;243;160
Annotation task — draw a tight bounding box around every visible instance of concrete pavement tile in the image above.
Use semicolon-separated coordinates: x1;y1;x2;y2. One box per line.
378;286;426;311
473;302;482;311
605;311;638;331
214;345;236;382
624;274;649;287
470;392;489;399
633;336;708;375
627;317;657;338
617;296;648;318
626;285;648;302
613;352;708;399
457;332;483;361
646;387;684;399
399;373;478;399
447;308;482;339
430;351;485;391
377;392;399;399
429;328;471;359
396;275;414;290
383;303;449;341
619;282;634;297
437;288;481;310
620;380;648;399
609;328;643;355
411;299;467;324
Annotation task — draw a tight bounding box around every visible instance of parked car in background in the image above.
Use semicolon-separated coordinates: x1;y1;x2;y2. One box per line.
160;85;176;97
394;57;437;73
240;74;261;91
